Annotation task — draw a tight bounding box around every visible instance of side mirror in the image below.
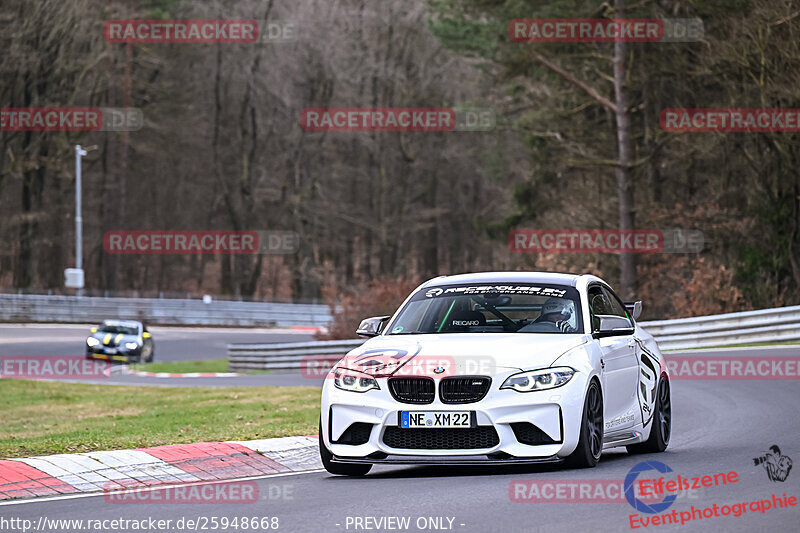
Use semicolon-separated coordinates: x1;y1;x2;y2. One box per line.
625;301;642;321
356;316;391;337
593;315;635;338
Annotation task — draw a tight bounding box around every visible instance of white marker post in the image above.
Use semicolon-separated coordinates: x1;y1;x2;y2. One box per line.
65;145;88;296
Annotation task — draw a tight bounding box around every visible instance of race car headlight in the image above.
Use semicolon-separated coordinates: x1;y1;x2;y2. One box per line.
124;342;139;351
501;367;574;392
333;368;379;393
86;337;100;347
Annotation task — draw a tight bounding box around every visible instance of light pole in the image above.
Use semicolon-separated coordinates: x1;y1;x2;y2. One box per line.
75;145;86;294
65;145;93;296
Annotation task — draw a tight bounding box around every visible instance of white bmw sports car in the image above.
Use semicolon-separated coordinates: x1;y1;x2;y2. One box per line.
319;272;671;475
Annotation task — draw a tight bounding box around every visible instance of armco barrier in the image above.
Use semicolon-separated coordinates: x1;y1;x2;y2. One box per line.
228;339;364;371
0;293;331;328
641;305;800;350
227;305;800;371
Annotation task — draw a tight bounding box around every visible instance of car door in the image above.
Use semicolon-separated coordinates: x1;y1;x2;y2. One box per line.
604;288;660;427
588;285;640;433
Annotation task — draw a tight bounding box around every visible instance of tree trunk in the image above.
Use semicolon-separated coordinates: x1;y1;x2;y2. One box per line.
614;0;636;299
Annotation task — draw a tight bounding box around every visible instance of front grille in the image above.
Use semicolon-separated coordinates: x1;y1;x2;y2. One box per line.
439;377;491;404
389;378;435;404
332;423;373;445
511;422;559;445
382;426;499;449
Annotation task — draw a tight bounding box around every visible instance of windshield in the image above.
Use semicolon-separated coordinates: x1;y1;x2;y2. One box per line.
97;324;139;335
386;283;583;335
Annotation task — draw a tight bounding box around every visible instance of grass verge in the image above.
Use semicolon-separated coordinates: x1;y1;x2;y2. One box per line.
130;359;229;374
129;359;270;374
0;379;320;458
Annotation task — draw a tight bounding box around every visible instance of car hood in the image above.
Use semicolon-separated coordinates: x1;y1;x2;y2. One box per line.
89;332;139;346
338;333;589;377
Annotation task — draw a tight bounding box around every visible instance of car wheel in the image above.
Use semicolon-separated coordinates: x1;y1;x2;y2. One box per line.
566;379;603;468
319;419;371;476
627;375;671;454
139;343;154;364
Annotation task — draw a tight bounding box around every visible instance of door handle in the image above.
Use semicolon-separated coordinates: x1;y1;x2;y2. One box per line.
600;358;605;369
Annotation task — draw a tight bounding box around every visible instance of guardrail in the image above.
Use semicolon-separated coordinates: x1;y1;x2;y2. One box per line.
0;293;332;328
639;305;800;350
227;305;800;371
228;340;364;371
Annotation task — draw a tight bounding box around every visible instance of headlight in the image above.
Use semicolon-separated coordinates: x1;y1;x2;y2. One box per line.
124;342;139;350
333;368;379;393
501;367;574;392
86;337;100;347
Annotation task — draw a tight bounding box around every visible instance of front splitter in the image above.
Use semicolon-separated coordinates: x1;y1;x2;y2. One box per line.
332;453;563;466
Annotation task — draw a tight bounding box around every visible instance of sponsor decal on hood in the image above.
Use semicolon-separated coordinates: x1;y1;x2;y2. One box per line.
338;346;423;377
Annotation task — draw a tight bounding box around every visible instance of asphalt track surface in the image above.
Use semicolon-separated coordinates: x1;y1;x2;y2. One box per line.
0;323;313;362
2;346;799;532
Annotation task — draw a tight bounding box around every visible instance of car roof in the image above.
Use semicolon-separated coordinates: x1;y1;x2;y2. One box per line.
101;320;142;328
419;271;604;289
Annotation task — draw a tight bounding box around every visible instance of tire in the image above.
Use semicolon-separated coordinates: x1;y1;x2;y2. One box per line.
319;419;371;476
566;379;604;468
627;375;671;454
139;342;154;363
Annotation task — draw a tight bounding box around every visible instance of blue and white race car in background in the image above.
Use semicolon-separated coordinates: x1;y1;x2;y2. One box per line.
320;272;671;475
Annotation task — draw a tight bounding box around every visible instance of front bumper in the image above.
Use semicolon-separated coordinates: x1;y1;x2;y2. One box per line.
86;347;140;363
321;371;589;462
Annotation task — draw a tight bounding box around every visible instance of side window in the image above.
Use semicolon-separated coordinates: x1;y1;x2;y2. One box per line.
587;286;609;331
601;287;630;319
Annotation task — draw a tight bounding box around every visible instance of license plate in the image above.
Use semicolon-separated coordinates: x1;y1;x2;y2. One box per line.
399;411;472;429
104;348;117;354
